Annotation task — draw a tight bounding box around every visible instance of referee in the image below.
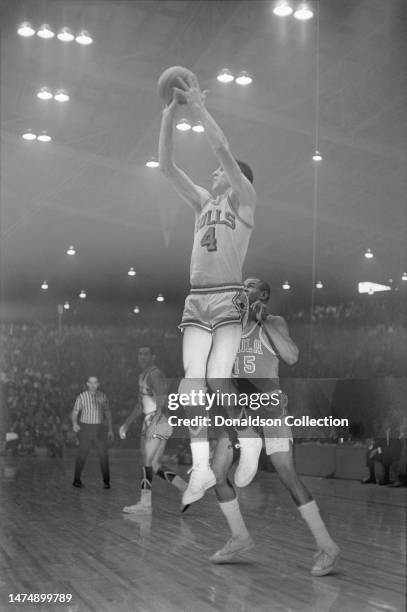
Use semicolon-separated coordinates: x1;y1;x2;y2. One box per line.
72;376;114;488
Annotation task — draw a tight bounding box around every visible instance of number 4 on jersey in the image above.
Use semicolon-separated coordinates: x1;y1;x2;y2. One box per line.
200;227;217;251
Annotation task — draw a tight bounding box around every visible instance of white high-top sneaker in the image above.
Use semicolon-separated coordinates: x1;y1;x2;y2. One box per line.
182;465;216;505
122;489;152;514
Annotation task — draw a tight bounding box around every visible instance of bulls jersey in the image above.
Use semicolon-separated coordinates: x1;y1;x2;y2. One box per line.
233;320;279;381
190;190;253;287
138;365;165;415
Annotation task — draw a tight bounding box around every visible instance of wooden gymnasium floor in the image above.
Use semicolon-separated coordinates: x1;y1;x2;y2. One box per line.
0;449;405;612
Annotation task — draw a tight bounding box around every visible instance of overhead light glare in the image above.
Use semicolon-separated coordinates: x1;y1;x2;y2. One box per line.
156;293;165;302
66;245;76;255
37;131;52;142
192;122;205;133
282;281;291;290
63;301;70;310
217;69;234;83
312;150;322;162
273;1;293;17
57;27;74;42
315;280;323;289
364;248;374;259
41;281;48;290
176;119;191;131
128;267;136;276
402;272;407;281
133;306;140;314
294;4;314;20
54;90;70;102
37;24;55;39
235;71;253;86
76;30;93;45
18;22;35;37
79;290;86;299
22;130;37;140
146;157;159;168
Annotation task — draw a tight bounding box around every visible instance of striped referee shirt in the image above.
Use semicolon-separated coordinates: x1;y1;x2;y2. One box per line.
72;391;110;425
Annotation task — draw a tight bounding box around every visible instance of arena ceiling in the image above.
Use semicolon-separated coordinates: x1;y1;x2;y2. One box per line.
1;0;406;321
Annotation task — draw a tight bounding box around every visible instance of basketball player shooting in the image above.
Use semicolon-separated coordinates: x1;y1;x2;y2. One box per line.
119;346;187;514
158;72;256;506
210;278;340;573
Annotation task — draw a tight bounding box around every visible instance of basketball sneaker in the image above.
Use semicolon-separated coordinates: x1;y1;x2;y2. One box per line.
182;465;216;505
123;490;152;514
234;435;262;487
311;545;340;576
209;534;254;563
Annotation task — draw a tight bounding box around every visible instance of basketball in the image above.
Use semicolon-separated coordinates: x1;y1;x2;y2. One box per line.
157;66;195;105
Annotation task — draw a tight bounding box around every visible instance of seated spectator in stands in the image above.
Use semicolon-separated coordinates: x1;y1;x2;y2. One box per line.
363;414;403;485
388;416;407;488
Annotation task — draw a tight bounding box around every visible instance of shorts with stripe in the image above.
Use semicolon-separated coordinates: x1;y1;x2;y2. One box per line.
141;412;173;441
179;285;249;332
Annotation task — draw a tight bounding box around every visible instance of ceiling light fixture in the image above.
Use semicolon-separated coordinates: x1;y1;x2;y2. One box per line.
315;280;323;289
282;281;291;290
192;122;205;133
66;245;76;255
364;248;374;259
17;22;35;37
128;267;136;276
41;281;48;290
146;157;159;168
294;3;314;20
133;306;140;314
235;71;253;86
273;1;293;17
156;293;165;302
37;131;52;142
176;119;191;131
63;301;70;310
37;24;55;39
54;90;70;102
22;130;37;141
217;69;234;83
312;150;322;162
37;87;53;100
75;30;93;45
57;27;74;42
79;290;86;299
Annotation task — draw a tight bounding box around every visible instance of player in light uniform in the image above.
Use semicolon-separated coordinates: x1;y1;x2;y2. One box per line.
158;74;256;506
119;346;187;514
209;278;340;575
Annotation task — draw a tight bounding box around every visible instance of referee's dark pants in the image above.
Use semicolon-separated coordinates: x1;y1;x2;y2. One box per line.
74;423;110;484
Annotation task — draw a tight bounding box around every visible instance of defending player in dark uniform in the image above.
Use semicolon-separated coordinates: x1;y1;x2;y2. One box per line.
119;346;187;514
158;74;256;506
209;278;340;575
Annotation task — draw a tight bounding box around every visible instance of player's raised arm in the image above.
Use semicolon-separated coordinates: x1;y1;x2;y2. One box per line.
158;96;211;213
175;75;256;223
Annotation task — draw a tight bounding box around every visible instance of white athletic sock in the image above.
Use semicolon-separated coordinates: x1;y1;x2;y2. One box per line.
298;500;337;553
140;489;152;507
190;440;210;469
218;498;249;539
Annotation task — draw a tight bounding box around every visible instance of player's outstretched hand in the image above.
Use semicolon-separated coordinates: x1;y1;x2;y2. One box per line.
251;299;267;322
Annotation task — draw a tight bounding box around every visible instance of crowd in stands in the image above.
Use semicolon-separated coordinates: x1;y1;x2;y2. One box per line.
0;295;405;456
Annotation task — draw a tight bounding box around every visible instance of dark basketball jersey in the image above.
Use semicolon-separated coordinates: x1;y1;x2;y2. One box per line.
190;191;253;287
233;321;279;381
